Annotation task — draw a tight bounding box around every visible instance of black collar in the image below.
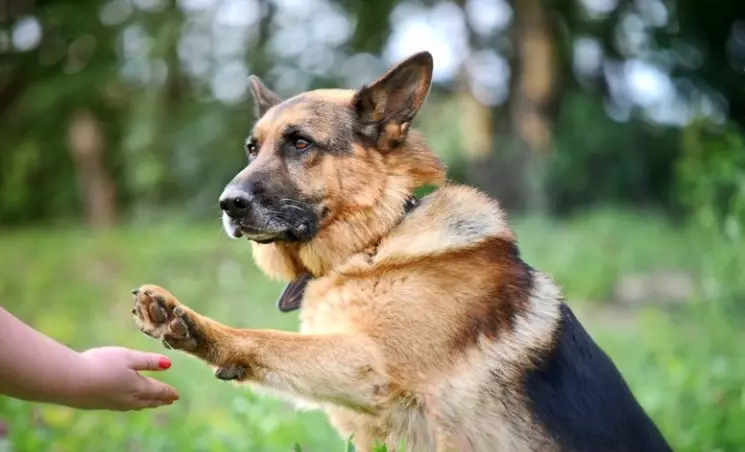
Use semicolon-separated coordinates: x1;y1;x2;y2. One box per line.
402;195;419;215
276;195;420;313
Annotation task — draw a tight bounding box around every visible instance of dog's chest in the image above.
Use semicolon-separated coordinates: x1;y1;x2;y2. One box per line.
296;278;355;334
323;403;437;451
296;265;392;335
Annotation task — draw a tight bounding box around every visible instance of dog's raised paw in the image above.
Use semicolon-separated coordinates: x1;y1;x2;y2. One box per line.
131;284;200;352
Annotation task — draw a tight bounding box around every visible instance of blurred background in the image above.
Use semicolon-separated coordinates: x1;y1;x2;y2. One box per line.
1;0;744;450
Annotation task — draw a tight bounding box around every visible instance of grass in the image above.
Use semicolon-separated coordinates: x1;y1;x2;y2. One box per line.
0;210;743;451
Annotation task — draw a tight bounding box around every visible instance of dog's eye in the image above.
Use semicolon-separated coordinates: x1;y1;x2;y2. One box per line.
245;141;257;158
293;138;313;152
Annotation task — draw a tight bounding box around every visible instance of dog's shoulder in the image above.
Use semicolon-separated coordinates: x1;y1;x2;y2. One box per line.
524;303;673;452
300;184;527;336
374;183;516;263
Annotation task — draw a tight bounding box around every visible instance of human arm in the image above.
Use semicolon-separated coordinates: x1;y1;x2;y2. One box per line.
0;306;179;410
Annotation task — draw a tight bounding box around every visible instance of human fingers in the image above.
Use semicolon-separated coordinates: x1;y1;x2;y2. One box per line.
123;349;172;372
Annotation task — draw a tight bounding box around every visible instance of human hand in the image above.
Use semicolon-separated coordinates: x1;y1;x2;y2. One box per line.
68;346;179;411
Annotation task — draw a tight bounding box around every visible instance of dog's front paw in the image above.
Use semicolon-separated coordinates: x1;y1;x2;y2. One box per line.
131;284;200;353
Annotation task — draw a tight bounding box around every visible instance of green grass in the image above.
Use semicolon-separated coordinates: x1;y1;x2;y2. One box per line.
0;211;743;451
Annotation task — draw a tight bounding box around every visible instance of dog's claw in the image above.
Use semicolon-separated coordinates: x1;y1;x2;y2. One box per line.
215;364;248;381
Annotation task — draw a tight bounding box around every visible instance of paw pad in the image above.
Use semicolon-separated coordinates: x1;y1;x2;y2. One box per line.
131;285;199;352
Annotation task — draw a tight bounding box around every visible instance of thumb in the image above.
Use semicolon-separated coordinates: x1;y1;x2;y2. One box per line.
138;377;180;402
125;351;173;372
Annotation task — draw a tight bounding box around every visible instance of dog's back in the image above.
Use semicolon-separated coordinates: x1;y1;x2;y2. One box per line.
524;303;672;452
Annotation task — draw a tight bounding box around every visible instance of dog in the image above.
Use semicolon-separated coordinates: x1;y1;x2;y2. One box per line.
131;51;672;452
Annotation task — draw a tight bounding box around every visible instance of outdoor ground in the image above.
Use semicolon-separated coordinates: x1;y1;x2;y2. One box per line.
1;210;743;452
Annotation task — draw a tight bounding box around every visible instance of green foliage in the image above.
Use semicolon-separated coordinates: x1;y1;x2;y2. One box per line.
0;225;338;451
675;119;745;310
513;209;706;303
0;212;743;451
548;92;681;215
677;120;745;239
596;306;745;452
0;0;744;227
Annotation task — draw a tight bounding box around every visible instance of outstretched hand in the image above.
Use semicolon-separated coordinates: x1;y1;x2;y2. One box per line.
0;307;180;411
73;346;179;411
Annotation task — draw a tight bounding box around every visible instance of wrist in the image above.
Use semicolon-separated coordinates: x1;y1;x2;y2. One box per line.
51;351;99;409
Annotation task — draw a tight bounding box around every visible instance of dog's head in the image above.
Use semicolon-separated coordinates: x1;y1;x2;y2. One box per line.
219;51;445;244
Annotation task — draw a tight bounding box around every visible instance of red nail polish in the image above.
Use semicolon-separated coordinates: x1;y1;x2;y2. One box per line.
159;357;171;370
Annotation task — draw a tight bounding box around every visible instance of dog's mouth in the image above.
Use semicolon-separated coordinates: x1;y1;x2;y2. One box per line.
229;223;283;243
221;203;317;244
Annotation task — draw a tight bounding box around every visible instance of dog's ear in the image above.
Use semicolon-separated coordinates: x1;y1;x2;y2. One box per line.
249;75;282;118
351;51;433;148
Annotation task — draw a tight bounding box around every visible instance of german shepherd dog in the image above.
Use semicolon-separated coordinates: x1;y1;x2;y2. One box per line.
131;51;672;452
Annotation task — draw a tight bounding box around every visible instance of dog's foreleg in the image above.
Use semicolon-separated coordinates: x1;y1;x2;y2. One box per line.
131;284;389;412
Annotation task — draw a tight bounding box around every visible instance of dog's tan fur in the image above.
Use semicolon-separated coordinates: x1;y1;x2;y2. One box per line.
132;52;567;451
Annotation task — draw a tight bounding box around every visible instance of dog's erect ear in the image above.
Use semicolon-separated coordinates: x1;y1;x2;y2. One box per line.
351;51;434;147
249;75;282;118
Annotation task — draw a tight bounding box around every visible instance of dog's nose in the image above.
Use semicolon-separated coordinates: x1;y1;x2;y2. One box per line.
219;189;251;218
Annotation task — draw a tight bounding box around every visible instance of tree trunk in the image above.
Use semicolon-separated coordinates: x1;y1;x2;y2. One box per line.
67;109;117;229
508;0;561;213
455;70;497;190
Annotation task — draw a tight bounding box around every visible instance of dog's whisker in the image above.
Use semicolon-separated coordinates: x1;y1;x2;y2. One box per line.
281;204;306;212
279;199;309;208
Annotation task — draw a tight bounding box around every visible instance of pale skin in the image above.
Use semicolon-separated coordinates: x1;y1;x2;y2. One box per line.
0;306;179;411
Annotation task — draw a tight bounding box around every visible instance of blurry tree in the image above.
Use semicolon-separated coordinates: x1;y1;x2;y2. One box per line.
537;0;745;216
345;0;398;54
501;0;561;213
677;120;745;238
67;108;117;228
1;0;745;226
0;0;123;226
451;0;498;207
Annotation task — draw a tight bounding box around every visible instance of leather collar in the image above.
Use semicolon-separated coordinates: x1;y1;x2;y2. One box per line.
276;195;420;313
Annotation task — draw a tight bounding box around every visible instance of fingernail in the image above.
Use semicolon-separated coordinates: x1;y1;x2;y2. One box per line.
159;357;171;370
